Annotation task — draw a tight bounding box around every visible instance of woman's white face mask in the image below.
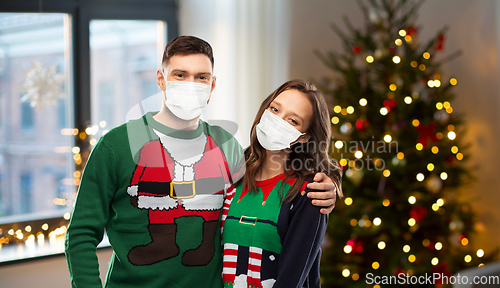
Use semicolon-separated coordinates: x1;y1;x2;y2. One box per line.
256;109;305;151
162;72;211;120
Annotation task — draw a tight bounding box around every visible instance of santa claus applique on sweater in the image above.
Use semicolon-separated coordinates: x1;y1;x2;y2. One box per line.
126;128;232;266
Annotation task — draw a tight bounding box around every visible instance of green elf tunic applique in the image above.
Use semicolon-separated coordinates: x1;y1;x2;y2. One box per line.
221;173;328;288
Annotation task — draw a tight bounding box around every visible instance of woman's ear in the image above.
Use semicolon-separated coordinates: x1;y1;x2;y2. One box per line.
297;133;311;143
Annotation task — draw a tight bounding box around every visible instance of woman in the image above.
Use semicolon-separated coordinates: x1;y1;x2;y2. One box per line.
221;79;343;288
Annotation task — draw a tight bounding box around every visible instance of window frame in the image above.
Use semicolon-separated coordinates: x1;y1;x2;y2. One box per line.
0;0;178;264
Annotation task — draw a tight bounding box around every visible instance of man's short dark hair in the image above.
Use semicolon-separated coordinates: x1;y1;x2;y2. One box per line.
162;36;214;68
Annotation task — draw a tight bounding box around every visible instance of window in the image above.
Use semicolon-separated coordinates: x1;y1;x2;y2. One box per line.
90;20;165;132
19;173;33;214
0;13;73;216
57;98;66;130
0;0;177;263
20;96;34;130
97;81;115;128
0;169;4;217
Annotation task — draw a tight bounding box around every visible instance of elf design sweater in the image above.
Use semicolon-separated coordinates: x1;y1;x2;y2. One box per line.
221;173;328;288
65;112;243;288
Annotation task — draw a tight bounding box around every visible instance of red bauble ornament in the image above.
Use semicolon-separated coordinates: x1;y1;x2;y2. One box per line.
410;206;427;221
446;156;455;164
416;122;439;148
436;33;445;51
406;26;418;36
355;119;370;131
346;239;364;254
383;99;398;108
428;241;435;250
352;45;362;54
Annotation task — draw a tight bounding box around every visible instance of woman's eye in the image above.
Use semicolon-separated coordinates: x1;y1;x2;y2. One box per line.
270;107;278;113
290;119;298;125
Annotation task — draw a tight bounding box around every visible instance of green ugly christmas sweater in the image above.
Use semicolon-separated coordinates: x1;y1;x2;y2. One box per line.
221;173;328;288
65;112;244;288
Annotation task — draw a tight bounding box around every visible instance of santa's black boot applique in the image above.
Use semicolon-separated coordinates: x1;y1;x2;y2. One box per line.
127;223;179;266
182;220;218;266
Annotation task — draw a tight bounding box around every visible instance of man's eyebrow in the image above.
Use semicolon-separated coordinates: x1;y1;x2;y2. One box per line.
170;69;187;74
197;72;212;77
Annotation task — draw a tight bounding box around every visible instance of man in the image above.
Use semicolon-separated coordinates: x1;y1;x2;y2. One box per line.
65;36;337;288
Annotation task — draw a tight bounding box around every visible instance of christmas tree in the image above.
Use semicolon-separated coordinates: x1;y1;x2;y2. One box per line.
315;0;497;287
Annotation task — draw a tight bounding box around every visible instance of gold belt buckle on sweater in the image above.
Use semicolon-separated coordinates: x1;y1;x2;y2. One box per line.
170;181;196;199
239;215;257;226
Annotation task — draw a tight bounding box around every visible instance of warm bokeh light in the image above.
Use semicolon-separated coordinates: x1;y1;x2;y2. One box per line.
477;249;485;257
345;197;353;206
437;198;444;206
408;218;416;226
354;151;363;159
378;241;386;250
427;163;435;171
335;140;344;149
408;196;416;204
431;257;439;265
344;245;353;254
416;173;425;182
440;172;448;180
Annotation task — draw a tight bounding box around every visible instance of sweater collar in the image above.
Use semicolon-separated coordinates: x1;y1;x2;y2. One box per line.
144;112;204;140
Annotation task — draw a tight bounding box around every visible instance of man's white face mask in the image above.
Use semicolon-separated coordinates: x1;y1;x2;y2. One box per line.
256;109;305;151
162;71;211;120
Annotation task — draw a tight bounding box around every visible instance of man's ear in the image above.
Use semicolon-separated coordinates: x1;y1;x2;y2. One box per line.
157;69;166;91
297;133;311;143
211;76;217;92
207;76;216;104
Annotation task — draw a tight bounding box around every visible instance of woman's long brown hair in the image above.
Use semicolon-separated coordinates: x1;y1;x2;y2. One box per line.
242;79;343;202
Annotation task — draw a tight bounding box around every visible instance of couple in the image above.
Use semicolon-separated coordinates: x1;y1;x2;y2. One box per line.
65;36;342;288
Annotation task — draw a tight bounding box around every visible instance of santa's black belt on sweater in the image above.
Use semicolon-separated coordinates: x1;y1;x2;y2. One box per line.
138;177;226;198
